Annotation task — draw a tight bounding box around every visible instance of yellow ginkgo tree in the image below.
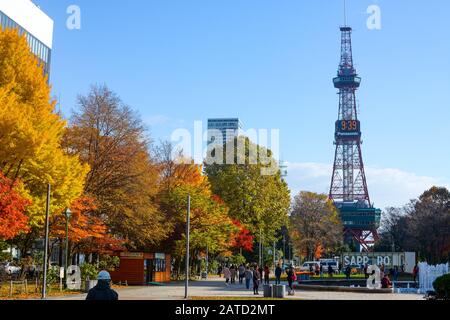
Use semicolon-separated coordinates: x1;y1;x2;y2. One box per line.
0;28;89;227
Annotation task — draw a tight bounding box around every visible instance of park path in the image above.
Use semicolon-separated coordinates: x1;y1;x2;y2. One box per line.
51;278;424;300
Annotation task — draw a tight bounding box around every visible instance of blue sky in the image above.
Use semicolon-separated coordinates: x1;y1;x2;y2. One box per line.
35;0;450;208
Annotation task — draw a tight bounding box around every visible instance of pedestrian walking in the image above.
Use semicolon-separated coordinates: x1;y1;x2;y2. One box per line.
263;265;270;285
275;264;282;285
253;265;261;295
86;271;118;301
245;266;253;290
238;264;245;284
230;265;236;284
287;267;295;294
319;264;324;278
223;266;231;285
218;265;223;277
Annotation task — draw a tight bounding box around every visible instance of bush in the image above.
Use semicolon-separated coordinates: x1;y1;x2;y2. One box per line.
229;254;246;266
80;263;98;281
433;274;450;300
98;255;120;271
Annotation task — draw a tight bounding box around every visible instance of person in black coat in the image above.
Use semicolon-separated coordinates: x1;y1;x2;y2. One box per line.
252;265;261;295
275;264;282;285
86;271;119;301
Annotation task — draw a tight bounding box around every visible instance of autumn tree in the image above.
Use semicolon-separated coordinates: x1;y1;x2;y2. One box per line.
64;85;167;249
230;220;254;253
49;197;124;263
204;136;291;249
153;143;236;275
376;187;450;264
168;184;236;267
289;192;343;261
0;29;89;229
0;173;31;240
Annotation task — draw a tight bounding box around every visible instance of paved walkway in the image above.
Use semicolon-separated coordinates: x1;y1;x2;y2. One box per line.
53;278;424;300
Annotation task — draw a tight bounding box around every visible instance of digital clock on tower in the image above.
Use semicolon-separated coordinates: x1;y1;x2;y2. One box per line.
336;120;360;133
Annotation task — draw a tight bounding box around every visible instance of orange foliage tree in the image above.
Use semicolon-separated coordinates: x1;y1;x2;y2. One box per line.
0;172;31;240
50;197;124;257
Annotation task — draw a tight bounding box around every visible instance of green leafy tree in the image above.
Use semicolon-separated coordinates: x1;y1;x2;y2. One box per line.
204;136;290;249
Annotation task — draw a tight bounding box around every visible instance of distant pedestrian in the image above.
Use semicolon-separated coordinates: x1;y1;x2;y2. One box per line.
275;264;282;285
345;265;351;280
238;264;245;284
328;265;334;278
319;264;324;278
381;274;393;289
413;264;419;284
393;266;399;282
287;267;295;293
230;265;236;284
218;265;223;277
253;265;261;295
223;266;231;285
86;271;118;301
263;265;270;285
245;267;253;290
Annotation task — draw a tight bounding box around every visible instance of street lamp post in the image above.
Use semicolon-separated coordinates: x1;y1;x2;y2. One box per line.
41;184;51;300
64;208;72;287
259;229;262;267
184;195;191;299
273;241;276;273
205;243;209;280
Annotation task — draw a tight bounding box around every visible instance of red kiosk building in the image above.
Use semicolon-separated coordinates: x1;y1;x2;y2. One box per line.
109;252;171;285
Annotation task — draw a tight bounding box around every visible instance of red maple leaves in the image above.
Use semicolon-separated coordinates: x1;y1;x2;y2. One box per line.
0;173;30;240
231;220;254;252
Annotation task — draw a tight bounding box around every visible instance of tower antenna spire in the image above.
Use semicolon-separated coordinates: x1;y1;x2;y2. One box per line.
344;0;347;26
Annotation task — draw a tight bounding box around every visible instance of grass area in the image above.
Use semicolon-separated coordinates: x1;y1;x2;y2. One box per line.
0;283;84;300
310;274;366;279
0;282;128;300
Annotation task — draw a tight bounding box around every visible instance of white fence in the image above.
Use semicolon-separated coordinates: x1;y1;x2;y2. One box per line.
418;262;449;294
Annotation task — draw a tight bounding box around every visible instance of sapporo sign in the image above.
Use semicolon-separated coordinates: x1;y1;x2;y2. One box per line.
343;253;397;266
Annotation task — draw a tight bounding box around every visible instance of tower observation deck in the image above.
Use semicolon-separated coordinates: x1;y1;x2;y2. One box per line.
329;26;381;252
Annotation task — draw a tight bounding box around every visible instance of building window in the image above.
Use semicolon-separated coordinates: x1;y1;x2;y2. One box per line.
154;259;166;272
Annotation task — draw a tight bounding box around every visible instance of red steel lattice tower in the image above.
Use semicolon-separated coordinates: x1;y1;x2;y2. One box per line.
329;26;381;252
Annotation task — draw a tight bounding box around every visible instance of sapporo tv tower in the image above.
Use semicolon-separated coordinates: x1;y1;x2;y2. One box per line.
329;20;381;252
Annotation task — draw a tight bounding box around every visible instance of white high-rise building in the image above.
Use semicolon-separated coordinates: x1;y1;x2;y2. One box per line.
0;0;54;75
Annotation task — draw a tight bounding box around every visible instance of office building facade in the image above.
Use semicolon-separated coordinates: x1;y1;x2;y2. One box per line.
0;0;54;75
207;118;243;146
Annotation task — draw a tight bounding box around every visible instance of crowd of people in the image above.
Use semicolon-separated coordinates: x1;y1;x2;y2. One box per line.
218;263;296;295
